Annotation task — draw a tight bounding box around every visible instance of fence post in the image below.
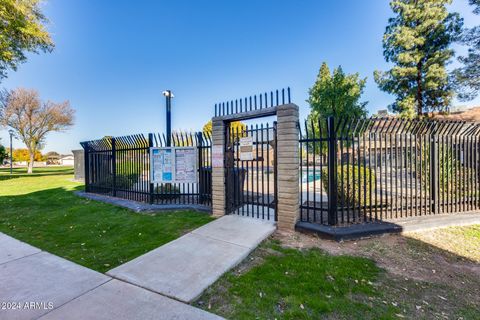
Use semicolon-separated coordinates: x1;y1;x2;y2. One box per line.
84;145;90;192
197;132;204;204
430;124;438;214
327;116;338;225
148;133;154;204
111;137;117;197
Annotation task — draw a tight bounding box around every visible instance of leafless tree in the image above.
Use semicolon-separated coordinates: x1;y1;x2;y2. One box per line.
0;88;74;173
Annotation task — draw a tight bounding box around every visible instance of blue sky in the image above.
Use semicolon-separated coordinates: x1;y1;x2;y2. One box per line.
1;0;479;154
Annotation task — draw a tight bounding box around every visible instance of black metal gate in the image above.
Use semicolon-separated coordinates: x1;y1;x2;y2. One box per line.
225;121;277;220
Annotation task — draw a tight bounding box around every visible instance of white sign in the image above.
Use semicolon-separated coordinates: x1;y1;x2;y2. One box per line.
239;136;253;161
174;148;197;183
150;147;197;183
212;145;224;168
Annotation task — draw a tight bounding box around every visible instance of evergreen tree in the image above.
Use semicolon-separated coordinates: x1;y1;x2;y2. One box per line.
306;62;367;155
453;0;480;101
374;0;462;118
307;62;368;121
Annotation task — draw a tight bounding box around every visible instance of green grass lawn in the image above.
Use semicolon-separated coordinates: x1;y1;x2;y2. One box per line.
197;230;480;320
0;166;213;272
196;240;399;319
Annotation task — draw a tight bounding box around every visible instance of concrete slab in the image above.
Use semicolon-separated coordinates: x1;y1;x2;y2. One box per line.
39;280;223;320
0;251;110;320
0;233;41;265
108;232;252;302
398;212;480;232
192;215;276;249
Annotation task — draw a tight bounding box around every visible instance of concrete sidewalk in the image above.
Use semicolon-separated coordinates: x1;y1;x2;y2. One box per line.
107;215;276;302
0;233;222;320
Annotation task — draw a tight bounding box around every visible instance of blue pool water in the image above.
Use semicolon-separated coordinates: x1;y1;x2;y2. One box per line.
302;171;321;183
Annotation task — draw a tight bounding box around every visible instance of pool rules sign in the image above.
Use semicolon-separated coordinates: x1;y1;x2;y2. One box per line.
150;147;197;184
239;136;253;161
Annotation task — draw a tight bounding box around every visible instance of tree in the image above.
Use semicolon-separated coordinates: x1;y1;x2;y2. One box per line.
453;0;480;101
306;62;368;155
374;0;463;118
0;143;6;163
307;62;368;120
203;120;247;138
12;148;42;162
0;88;74;173
0;0;54;81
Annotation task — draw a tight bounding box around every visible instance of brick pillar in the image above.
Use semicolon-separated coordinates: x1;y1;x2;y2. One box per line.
211;119;226;218
276;104;300;230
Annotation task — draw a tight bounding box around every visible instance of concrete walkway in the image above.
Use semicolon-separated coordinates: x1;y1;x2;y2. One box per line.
0;233;222;320
107;215;276;302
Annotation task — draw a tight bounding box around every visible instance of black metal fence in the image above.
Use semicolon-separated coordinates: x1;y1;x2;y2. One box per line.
215;88;291;117
81;132;212;207
300;117;480;226
225;122;277;220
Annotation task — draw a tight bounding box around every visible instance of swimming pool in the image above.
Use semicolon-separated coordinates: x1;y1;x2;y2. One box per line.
301;170;322;183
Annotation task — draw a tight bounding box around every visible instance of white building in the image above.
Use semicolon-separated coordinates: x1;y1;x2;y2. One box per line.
60;155;74;166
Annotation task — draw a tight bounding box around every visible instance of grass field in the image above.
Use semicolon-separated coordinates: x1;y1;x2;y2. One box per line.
196;229;480;319
0;166;213;272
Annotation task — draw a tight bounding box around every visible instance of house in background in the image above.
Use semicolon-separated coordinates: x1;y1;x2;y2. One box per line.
60;154;74;166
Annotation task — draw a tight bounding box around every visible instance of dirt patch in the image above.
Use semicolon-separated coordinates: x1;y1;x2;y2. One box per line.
275;229;480;283
274;228;480;318
406;225;480;263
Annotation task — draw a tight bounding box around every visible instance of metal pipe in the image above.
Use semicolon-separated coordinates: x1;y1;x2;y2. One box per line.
162;90;173;147
8;129;14;174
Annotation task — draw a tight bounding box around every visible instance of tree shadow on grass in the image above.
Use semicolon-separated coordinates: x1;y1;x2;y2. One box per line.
0;185;213;273
268;230;480;320
0;172;75;183
0;167;73;177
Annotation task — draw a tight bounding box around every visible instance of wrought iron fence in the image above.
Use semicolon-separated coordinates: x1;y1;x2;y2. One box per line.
299;117;480;226
214;88;291;117
80;132;212;207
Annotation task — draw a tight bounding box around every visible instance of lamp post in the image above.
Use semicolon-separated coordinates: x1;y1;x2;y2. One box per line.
162;90;174;147
8;129;14;174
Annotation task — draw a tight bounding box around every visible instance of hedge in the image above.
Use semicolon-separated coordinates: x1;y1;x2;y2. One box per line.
321;164;375;207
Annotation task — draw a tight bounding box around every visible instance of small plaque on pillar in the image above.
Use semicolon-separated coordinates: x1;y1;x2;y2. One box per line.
212;145;224;168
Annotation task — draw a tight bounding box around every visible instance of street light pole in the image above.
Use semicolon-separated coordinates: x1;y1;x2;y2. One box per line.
8;129;14;174
162;90;174;147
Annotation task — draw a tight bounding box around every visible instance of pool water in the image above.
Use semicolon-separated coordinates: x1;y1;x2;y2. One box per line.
302;171;321;183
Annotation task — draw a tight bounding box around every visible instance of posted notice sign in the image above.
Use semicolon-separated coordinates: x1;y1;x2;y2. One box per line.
239;136;254;161
212;145;224;168
150;147;197;183
151;148;173;183
174;148;197;183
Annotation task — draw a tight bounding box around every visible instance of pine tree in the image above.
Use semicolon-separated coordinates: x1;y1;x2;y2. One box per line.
307;62;368;121
454;0;480;101
374;0;462;118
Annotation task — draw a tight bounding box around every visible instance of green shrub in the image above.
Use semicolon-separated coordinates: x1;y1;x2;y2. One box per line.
97;173;139;189
155;183;181;200
321;165;375;207
420;144;476;197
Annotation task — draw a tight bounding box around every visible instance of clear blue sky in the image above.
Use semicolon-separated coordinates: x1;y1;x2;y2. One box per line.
1;0;479;154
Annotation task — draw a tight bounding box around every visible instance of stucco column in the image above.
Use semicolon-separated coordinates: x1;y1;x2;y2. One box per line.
276;104;300;230
211;119;226;217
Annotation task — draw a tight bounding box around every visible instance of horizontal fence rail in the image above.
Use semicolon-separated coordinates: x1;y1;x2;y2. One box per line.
80;131;212;207
214;88;291;117
300;117;480;226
